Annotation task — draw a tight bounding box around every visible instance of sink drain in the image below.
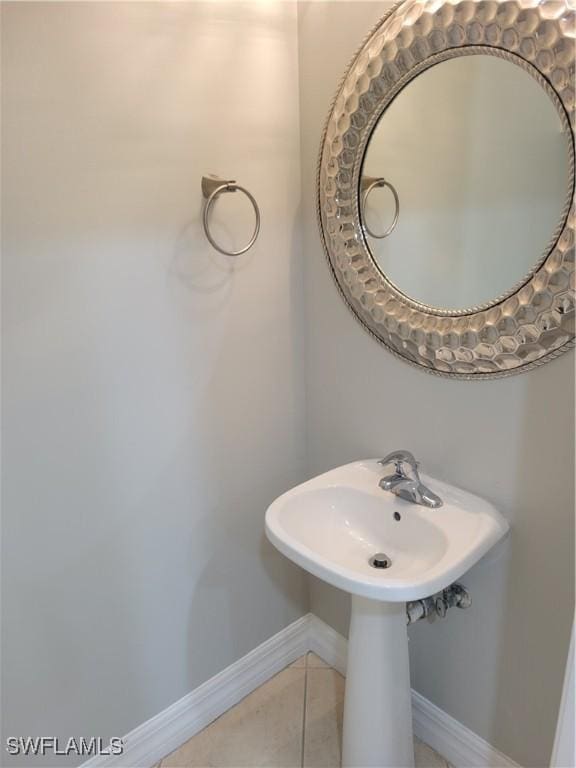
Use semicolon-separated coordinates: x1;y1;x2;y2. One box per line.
369;552;392;569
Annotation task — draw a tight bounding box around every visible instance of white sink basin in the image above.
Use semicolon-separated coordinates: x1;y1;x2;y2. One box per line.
265;459;509;602
265;459;509;768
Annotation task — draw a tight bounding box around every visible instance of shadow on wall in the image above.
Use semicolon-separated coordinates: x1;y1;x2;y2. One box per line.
406;355;574;768
305;312;574;768
297;2;574;766
170;190;261;295
491;359;575;767
177;182;309;711
1;1;308;763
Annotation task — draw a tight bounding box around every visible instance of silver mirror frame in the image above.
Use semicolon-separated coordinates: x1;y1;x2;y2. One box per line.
317;0;575;379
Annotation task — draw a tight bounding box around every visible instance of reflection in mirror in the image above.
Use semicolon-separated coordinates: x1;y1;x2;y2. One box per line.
361;55;571;311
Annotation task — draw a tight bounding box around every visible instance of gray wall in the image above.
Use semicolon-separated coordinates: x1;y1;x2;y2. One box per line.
297;3;575;767
1;3;308;764
2;3;573;767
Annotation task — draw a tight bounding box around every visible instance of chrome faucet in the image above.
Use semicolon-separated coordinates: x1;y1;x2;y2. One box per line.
378;450;443;509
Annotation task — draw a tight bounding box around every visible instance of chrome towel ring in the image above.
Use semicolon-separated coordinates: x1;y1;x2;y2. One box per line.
361;176;400;239
201;175;260;256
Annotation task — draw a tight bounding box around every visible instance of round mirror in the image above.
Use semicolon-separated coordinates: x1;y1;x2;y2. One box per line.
361;55;572;312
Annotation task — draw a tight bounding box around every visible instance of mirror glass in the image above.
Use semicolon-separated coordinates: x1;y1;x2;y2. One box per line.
361;55;571;311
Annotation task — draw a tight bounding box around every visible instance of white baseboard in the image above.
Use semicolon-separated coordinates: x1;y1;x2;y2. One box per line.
411;690;521;768
308;613;348;676
83;612;520;768
82;614;310;768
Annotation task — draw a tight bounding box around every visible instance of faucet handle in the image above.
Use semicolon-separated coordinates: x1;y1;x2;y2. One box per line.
378;450;419;477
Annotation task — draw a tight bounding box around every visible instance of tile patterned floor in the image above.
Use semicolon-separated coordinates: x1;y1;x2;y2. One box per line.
160;653;451;768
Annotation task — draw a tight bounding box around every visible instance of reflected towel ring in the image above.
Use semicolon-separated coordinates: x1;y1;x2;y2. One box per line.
202;175;260;256
361;177;400;239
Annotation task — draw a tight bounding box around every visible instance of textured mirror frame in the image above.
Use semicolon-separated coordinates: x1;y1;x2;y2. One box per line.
317;0;575;379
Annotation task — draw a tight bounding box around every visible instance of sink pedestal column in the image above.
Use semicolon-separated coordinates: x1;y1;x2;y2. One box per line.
342;596;414;768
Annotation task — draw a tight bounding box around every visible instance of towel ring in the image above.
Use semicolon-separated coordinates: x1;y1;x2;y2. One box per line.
361;177;400;239
202;175;260;256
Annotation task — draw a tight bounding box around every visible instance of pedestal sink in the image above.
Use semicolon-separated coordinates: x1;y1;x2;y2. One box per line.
265;459;509;768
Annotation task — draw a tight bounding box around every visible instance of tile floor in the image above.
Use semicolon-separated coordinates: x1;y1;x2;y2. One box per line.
160;653;452;768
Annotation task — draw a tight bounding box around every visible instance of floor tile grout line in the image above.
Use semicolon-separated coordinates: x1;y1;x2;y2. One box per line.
300;654;309;768
152;656;450;768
